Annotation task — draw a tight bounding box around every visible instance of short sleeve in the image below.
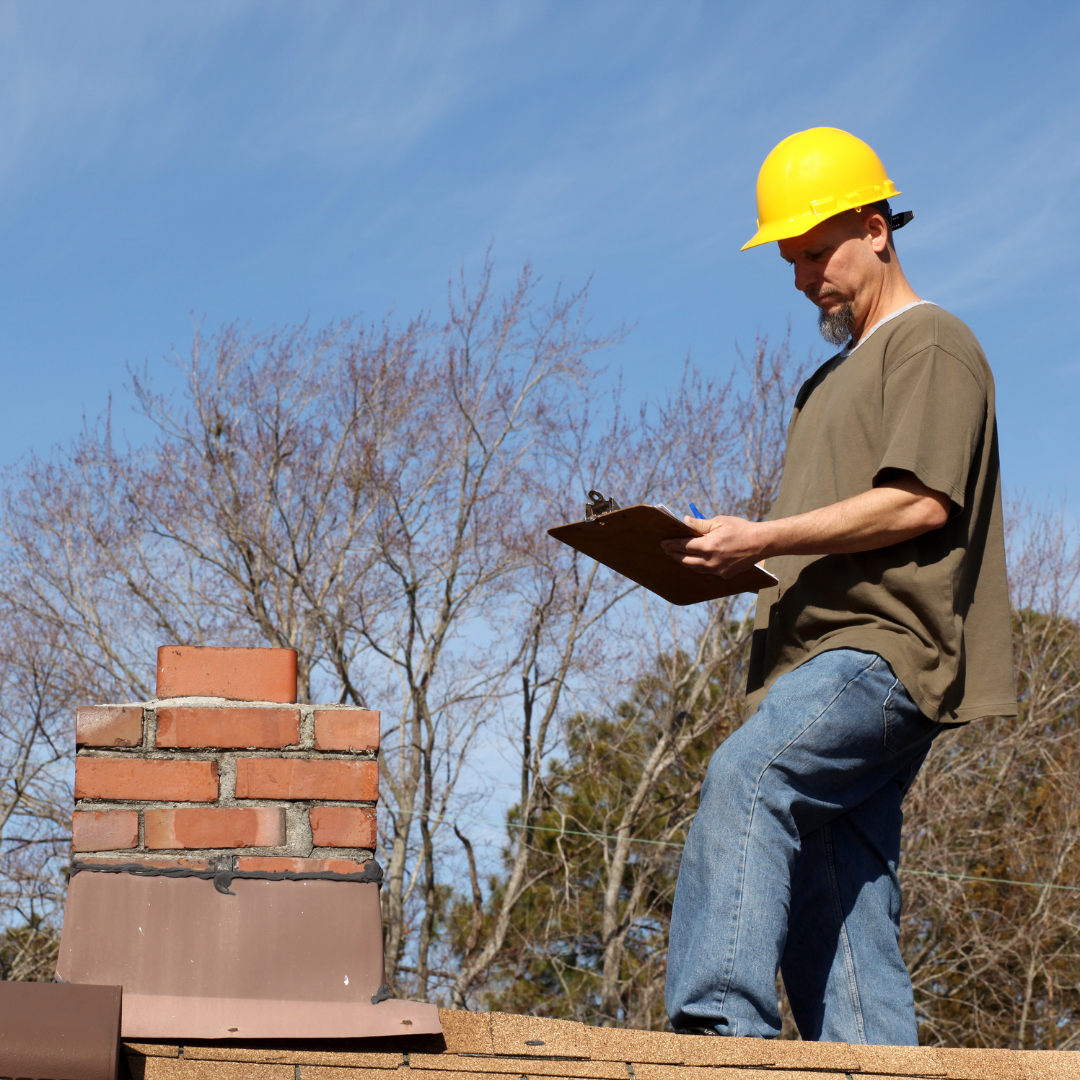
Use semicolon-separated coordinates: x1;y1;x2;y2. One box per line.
874;347;986;511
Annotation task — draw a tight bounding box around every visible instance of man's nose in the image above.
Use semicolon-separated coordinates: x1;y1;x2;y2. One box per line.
792;261;819;294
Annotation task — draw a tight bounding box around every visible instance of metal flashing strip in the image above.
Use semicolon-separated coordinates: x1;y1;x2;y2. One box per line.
117;993;442;1040
58;872;417;1040
0;981;122;1080
70;857;383;894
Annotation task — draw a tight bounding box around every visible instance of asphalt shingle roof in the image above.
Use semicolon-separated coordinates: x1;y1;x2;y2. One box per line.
121;1009;1080;1080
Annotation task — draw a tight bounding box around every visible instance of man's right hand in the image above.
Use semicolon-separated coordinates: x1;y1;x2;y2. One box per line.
661;515;768;578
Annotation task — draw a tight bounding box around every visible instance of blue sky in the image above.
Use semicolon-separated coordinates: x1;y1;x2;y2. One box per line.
1;0;1077;508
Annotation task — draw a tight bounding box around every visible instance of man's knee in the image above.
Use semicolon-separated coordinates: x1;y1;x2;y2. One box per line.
701;722;767;802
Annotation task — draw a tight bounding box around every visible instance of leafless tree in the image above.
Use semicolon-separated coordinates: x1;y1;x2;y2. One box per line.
0;620;73;979
900;503;1080;1048
363;264;619;995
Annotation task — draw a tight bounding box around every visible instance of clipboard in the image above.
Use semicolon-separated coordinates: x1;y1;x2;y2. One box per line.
547;495;777;606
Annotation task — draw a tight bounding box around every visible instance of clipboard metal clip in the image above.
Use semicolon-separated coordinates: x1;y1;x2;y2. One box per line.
585;490;621;520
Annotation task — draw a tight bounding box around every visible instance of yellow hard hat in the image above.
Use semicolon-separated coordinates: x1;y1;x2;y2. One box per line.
741;127;901;251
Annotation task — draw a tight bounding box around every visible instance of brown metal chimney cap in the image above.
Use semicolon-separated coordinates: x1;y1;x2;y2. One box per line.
0;981;121;1080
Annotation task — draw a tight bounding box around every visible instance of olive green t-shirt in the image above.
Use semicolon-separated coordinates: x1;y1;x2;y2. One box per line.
746;302;1016;724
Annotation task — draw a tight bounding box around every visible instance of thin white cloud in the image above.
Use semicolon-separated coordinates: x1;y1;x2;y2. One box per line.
0;0;535;196
0;2;251;179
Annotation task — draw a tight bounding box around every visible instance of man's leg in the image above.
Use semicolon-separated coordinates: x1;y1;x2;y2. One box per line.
665;649;937;1038
782;742;929;1044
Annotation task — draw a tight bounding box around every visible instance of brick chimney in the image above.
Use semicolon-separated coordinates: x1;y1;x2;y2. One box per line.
72;646;378;872
57;646;441;1042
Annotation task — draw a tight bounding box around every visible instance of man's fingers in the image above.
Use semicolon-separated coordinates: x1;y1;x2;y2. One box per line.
663;535;718;568
685;515;723;532
666;551;724;576
663;544;713;568
661;537;707;554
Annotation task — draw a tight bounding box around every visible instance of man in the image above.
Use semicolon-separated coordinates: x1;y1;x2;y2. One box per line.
661;128;1015;1045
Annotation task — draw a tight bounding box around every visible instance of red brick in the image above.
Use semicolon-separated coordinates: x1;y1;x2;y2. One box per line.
310;806;377;849
156;706;300;749
236;856;372;875
234;758;378;801
144;807;285;849
71;810;139;852
76;705;143;747
314;709;380;752
156;645;297;703
75;758;218;802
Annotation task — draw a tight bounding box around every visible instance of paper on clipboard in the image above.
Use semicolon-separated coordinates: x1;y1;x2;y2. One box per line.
548;500;777;606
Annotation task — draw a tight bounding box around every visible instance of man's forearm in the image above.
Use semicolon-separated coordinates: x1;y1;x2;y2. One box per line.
662;474;951;578
758;481;950;557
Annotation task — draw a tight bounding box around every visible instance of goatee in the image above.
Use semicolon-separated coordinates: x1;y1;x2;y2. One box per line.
818;302;855;346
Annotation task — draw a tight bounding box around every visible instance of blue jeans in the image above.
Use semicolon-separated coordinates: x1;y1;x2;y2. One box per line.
666;649;940;1044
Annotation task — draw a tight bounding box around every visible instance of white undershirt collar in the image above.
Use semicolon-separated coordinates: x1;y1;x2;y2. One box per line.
838;300;936;358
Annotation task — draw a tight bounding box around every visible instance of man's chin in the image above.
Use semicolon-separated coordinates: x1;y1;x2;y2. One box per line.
818;301;856;346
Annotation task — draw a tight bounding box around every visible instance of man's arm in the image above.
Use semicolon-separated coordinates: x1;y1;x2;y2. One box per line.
662;472;951;579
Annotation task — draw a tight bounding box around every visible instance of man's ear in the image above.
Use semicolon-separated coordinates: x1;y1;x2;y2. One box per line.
864;209;891;254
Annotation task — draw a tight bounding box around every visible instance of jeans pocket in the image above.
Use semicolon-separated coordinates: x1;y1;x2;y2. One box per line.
882;676;937;753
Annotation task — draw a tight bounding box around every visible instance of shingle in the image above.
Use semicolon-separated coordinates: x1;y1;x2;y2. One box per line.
637;1072;846;1080
585;1029;776;1068
751;1073;850;1080
635;1055;778;1078
489;1013;591;1058
632;1068;724;1080
854;1044;948;1076
410;1056;628;1078
763;1041;861;1073
307;1073;516;1080
439;1010;495;1054
584;1028;686;1064
1021;1051;1080;1079
182;1047;403;1067
935;1047;1023;1080
300;1071;407;1080
676;1038;779;1068
134;1058;294;1080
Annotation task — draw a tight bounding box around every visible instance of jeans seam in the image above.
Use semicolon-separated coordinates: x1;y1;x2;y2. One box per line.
882;676;902;752
823;823;867;1044
718;652;881;1028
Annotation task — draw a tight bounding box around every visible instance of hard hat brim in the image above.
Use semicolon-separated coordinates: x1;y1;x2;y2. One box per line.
741;188;902;252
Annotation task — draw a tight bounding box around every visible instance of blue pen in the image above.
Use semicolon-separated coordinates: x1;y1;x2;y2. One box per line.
689;502;706;520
